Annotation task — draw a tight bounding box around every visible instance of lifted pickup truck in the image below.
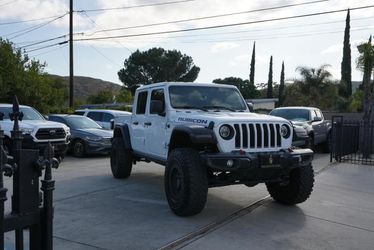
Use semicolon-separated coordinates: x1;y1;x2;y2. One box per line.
111;83;314;216
0;104;70;159
270;107;332;152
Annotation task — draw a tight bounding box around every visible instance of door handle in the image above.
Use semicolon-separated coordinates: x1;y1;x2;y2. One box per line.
133;121;139;125
144;122;152;126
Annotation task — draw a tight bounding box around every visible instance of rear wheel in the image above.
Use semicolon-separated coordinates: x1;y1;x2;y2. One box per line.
110;137;132;179
165;148;208;216
266;163;314;205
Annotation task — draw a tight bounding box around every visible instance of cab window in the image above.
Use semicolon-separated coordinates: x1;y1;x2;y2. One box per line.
136;91;148;114
87;111;103;121
103;113;114;122
150;89;165;114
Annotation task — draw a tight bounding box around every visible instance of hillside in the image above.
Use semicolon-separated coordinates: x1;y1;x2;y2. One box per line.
49;75;122;100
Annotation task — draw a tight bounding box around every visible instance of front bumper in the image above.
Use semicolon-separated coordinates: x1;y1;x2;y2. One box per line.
202;148;313;186
84;139;112;154
22;135;69;156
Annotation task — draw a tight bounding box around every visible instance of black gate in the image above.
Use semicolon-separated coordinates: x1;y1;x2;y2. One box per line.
0;96;58;249
331;116;374;165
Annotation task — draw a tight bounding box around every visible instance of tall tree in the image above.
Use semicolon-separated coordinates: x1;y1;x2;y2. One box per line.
118;48;200;94
267;56;273;98
249;42;255;85
357;36;374;123
340;9;352;98
278;61;285;106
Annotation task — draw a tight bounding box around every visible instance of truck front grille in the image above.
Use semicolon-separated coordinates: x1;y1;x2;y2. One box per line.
35;128;66;140
233;123;281;149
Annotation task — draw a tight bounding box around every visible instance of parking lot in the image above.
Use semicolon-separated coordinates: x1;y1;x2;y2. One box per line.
5;153;374;249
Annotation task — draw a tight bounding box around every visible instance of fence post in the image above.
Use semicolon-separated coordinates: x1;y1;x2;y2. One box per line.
41;143;56;250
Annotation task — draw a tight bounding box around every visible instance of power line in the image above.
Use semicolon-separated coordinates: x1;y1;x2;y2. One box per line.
0;0;18;7
5;13;68;40
29;44;68;57
76;0;196;13
25;41;68;53
79;12;132;54
75;4;374;42
88;45;122;68
0;14;66;26
19;32;83;49
85;0;329;36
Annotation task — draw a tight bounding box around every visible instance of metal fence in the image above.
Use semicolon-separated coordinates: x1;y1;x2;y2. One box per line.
0;96;58;250
331;116;374;165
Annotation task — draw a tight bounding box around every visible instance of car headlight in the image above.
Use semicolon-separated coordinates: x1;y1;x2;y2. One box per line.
219;124;234;140
21;128;33;135
84;136;102;141
280;124;291;138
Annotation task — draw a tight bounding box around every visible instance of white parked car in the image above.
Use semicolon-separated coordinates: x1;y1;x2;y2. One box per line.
74;109;131;130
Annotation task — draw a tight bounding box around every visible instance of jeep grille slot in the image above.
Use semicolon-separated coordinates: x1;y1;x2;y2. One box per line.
233;123;282;149
35;128;66;140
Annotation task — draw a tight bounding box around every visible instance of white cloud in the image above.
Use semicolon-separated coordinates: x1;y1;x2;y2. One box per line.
229;54;250;66
211;42;239;53
322;39;368;54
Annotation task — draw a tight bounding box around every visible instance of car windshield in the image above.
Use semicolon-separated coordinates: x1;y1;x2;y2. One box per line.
270;109;310;122
169;85;247;111
0;106;45;120
65;116;102;129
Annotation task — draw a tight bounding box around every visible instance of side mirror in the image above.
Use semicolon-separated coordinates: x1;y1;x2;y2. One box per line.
247;102;254;112
312;117;322;122
150;100;165;116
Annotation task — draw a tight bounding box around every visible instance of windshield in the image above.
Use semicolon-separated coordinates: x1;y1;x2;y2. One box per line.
270;109;310;122
65;116;102;129
0;107;45;120
169;85;247;111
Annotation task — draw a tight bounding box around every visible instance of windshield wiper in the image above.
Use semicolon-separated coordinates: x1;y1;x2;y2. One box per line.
201;106;236;112
175;106;208;111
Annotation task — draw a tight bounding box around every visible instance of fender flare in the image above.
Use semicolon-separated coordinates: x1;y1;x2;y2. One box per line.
171;125;217;144
113;124;132;150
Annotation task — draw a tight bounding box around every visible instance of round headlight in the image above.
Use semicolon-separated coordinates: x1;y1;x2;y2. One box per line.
280;124;291;138
219;124;234;140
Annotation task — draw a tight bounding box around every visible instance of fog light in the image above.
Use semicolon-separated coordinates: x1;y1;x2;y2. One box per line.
227;159;234;167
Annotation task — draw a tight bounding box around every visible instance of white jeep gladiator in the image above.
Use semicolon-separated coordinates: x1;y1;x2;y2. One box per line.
111;82;314;216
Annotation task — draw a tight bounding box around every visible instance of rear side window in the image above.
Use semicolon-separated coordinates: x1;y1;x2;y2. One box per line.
150;89;165;114
103;113;114;122
87;112;103;121
74;111;84;115
136;91;148;114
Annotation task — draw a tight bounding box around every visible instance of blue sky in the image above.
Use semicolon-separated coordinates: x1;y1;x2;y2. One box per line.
1;0;373;87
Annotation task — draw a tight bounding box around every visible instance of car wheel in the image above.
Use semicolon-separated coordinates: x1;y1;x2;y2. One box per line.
322;132;332;153
305;135;314;150
266;163;314;205
110;137;132;179
165;148;208;216
72;139;86;157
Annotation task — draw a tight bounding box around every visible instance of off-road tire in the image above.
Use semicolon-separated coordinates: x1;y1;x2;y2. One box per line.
110;137;132;179
165;148;208;216
305;135;314;151
266;163;314;205
71;139;86;157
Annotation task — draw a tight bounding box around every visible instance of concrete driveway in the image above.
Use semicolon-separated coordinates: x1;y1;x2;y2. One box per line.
5;153;374;249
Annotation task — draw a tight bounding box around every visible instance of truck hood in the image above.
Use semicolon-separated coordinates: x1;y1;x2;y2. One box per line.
0;119;68;130
172;111;289;125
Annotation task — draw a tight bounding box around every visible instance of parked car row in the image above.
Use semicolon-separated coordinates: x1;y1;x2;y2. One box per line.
1;99;331;161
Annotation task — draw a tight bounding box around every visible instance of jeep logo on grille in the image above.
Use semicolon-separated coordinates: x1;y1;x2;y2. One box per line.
49;129;56;135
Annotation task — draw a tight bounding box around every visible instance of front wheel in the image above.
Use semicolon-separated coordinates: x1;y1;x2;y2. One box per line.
266;163;314;205
71;139;86;157
165;148;208;216
110;137;132;179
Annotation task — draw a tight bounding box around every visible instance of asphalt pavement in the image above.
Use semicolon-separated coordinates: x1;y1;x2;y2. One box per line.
4;153;374;249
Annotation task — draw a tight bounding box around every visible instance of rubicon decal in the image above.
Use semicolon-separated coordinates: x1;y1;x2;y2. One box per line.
177;117;208;124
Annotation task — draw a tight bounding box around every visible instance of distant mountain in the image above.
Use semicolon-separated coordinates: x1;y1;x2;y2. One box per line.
49;75;122;100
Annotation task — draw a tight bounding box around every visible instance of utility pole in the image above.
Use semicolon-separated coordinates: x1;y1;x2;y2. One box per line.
69;0;74;107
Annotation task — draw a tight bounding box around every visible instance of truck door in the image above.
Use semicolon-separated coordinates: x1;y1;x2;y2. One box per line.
131;91;148;152
145;88;167;158
312;109;324;144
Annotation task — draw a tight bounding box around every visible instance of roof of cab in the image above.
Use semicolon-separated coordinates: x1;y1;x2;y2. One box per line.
136;82;236;91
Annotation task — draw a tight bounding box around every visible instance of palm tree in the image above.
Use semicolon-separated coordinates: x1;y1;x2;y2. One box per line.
296;64;332;107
